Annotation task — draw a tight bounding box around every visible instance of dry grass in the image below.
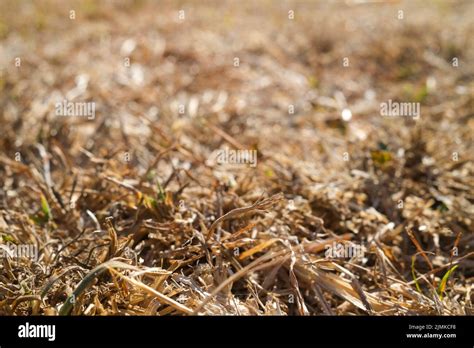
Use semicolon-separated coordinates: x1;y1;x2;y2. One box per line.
0;0;473;316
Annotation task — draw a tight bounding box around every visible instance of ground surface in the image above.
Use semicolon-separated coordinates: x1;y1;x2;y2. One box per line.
0;0;473;315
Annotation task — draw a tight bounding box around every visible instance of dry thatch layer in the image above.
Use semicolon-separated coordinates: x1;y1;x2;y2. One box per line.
0;0;473;316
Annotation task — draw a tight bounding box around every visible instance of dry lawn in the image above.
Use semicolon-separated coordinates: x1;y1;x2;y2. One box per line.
0;0;473;315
